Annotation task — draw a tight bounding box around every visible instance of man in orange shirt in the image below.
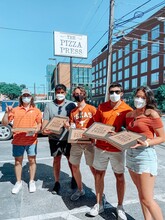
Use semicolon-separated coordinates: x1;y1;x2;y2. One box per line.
89;83;132;220
68;86;96;201
2;89;42;194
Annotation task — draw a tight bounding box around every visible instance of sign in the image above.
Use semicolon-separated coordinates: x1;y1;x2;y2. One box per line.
54;31;87;58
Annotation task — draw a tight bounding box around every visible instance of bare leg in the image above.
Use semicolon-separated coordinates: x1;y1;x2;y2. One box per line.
129;170;163;220
72;164;83;190
14;156;23;182
28;156;36;181
114;173;125;205
53;156;61;182
95;170;106;205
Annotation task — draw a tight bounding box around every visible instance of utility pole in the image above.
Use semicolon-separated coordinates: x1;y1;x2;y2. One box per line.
105;0;115;101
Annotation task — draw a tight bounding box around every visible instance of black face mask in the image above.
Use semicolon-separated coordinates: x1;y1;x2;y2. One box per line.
74;95;84;102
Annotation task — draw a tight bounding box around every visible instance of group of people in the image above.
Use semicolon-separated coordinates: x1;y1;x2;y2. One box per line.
2;83;165;220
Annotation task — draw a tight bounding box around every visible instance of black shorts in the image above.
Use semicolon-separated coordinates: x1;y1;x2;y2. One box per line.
49;139;71;157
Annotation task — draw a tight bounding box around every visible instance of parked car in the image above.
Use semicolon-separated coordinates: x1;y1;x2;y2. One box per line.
0;99;52;141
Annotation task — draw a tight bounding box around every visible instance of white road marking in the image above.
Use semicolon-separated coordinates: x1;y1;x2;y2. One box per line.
5;193;165;220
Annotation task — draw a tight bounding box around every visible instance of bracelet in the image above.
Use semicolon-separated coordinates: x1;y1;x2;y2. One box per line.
145;140;149;147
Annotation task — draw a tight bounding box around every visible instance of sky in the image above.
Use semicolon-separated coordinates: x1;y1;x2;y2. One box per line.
0;0;164;94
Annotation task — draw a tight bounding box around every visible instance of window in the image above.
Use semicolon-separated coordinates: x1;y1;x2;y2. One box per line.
112;73;116;82
141;47;148;60
132;52;138;64
96;72;98;80
112;63;116;72
118;71;122;80
124;80;129;90
103;68;106;76
132;39;138;50
141;33;148;46
151;57;159;70
99;61;103;69
141;61;147;74
140;75;147;86
118;60;122;69
132;65;138;76
151;42;159;55
96;64;98;71
124;68;129;79
103;59;107;67
124;56;130;67
125;44;130;55
112;52;117;62
151;72;159;85
118;49;123;59
132;78;137;88
151;25;160;40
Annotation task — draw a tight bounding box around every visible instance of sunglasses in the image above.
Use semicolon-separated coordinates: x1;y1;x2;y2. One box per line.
58;106;62;115
109;90;121;95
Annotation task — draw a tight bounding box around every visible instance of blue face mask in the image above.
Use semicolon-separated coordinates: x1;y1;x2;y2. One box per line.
22;97;31;104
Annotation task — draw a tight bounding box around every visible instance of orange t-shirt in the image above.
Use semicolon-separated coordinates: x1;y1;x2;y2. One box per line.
70;104;96;129
9;106;42;145
94;100;132;152
126;116;163;139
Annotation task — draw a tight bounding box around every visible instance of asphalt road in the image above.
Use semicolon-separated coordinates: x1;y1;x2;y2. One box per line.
0;136;165;220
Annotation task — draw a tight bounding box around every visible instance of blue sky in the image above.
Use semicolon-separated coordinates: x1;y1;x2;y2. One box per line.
0;0;164;94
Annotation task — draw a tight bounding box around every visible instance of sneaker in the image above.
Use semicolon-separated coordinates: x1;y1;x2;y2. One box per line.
88;203;104;217
71;177;77;189
29;180;36;193
117;205;127;220
102;193;107;208
12;181;22;194
70;189;85;201
52;182;60;195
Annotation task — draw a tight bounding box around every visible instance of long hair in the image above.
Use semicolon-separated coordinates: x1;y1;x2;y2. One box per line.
135;86;161;116
19;95;35;107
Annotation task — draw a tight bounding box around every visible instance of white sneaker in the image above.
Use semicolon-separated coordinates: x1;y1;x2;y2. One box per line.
29;180;36;193
117;205;127;220
89;203;104;217
70;189;85;201
12;181;22;194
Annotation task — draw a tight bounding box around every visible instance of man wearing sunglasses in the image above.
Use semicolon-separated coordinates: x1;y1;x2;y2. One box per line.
89;83;132;220
42;84;76;194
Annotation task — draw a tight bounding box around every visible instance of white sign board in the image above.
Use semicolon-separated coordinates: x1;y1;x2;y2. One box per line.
54;31;87;58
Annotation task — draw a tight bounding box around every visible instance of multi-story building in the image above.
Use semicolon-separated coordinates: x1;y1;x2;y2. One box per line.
50;62;92;100
92;7;165;105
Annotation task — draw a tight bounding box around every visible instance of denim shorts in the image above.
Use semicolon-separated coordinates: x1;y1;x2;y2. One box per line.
126;147;157;176
12;144;37;157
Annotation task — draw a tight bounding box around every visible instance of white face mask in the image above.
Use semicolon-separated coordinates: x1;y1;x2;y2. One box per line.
56;94;65;101
110;93;121;102
134;97;146;109
22;97;31;104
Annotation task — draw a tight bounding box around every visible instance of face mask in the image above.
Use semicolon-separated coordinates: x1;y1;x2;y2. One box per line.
74;95;84;102
56;94;65;101
134;97;146;109
22;97;31;104
110;93;121;102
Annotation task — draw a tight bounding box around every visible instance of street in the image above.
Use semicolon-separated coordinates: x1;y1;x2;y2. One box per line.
0;136;165;220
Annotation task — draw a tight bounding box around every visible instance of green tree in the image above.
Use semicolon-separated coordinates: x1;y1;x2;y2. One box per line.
155;85;165;112
0;82;22;99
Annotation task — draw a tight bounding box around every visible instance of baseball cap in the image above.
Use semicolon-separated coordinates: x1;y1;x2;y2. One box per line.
21;89;32;96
